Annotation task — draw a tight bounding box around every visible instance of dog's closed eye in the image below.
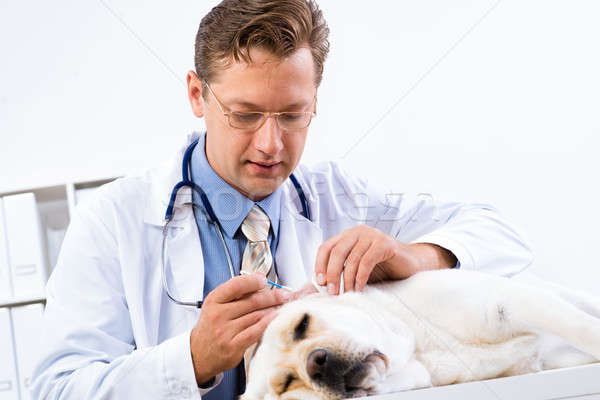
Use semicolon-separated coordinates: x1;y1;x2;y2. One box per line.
272;372;300;395
282;373;295;393
293;313;310;341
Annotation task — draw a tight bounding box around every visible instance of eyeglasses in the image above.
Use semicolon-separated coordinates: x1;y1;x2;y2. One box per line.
204;83;316;131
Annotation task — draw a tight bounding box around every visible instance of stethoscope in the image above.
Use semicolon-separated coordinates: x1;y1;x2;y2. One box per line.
161;138;311;308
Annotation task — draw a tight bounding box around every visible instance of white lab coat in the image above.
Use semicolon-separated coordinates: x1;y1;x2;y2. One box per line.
31;131;533;399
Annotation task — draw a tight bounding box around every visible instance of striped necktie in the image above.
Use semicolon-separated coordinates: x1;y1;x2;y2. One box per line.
240;205;277;284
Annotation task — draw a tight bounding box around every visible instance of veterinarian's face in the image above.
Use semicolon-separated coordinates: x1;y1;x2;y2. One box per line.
187;47;316;201
242;293;415;400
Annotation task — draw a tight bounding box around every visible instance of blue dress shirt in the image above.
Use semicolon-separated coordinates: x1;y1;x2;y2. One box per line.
189;131;282;399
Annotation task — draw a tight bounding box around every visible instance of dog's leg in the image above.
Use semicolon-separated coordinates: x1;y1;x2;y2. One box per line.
413;273;600;362
539;333;598;370
513;272;600;319
492;282;600;361
417;333;541;385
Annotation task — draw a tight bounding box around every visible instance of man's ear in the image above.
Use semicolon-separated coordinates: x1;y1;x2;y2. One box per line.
186;70;205;118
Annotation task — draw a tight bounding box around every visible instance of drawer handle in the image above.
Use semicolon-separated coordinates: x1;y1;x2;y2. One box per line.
15;264;37;276
0;379;13;391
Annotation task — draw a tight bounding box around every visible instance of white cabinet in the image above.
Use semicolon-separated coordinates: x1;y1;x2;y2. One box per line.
10;304;44;400
0;178;116;400
2;193;48;301
0;199;14;302
0;308;19;400
0;177;116;307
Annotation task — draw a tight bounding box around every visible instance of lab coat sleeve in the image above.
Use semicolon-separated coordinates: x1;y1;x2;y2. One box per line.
319;162;534;276
30;198;217;399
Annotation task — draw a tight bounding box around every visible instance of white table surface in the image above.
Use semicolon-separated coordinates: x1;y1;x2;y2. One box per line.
354;363;600;400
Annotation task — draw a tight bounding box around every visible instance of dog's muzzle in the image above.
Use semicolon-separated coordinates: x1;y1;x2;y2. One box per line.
306;348;388;398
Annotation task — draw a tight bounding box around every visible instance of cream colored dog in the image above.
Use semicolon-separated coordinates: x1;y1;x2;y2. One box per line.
242;269;600;399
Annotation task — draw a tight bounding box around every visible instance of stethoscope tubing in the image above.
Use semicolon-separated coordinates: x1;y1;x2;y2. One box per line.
161;137;310;308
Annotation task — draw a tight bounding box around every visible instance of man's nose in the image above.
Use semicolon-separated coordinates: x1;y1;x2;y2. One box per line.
253;116;283;155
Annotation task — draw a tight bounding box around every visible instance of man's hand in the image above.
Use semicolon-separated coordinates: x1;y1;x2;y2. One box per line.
190;273;291;386
314;225;457;295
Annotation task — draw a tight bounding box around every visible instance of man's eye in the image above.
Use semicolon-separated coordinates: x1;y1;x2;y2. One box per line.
279;113;303;122
232;112;262;122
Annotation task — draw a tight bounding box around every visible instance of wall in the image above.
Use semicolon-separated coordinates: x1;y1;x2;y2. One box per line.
1;0;598;293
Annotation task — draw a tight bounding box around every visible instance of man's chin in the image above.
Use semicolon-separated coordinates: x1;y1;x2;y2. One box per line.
242;177;285;201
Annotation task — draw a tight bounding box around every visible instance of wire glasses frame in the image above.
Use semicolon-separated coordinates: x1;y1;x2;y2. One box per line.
204;82;316;131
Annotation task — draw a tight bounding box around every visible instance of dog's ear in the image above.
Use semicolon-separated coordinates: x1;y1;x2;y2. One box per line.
244;338;262;378
288;282;319;302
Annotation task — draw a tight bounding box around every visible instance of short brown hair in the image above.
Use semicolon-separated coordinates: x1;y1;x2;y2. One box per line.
194;0;329;90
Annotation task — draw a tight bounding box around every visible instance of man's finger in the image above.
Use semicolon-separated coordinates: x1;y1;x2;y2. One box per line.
356;243;385;291
210;274;267;304
230;308;273;334
227;288;290;319
325;236;357;295
232;309;278;349
343;238;371;292
313;234;341;286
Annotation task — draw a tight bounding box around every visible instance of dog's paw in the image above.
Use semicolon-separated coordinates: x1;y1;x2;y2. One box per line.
373;358;432;395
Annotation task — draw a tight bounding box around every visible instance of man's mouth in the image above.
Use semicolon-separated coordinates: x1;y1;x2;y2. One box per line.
247;160;282;173
251;161;280;167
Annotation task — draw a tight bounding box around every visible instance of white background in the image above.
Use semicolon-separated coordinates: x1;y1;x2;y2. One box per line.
1;0;598;293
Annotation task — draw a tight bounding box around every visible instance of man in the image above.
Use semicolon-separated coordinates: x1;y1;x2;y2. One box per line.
32;0;533;399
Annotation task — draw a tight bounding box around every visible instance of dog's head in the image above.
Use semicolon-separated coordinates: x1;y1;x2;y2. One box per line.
242;287;430;399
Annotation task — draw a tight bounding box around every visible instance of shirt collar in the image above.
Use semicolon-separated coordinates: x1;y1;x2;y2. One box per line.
189;131;282;239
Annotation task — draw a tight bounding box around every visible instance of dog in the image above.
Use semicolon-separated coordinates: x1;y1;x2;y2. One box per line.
241;269;600;399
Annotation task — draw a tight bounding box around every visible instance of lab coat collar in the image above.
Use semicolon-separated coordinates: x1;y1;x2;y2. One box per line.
142;131;200;228
275;181;323;289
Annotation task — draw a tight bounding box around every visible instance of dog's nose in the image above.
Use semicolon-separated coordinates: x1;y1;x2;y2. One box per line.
306;348;334;381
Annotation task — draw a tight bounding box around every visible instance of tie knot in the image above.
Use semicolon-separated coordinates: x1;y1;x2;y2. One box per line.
241;205;270;242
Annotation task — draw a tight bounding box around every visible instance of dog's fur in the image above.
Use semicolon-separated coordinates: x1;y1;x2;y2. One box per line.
242;269;600;399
